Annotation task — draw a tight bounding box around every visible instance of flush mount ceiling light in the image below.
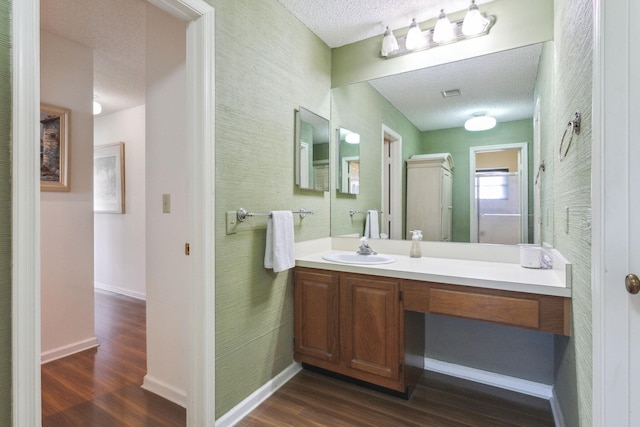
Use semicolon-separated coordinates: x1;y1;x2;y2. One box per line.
345;132;360;144
465;113;497;131
93;101;102;115
380;1;495;58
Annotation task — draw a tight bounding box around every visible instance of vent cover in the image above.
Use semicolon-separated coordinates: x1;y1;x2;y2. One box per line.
441;89;463;97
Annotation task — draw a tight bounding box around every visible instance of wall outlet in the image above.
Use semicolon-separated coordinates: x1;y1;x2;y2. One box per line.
162;193;171;213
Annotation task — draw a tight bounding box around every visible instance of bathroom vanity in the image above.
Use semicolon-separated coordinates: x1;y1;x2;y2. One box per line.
293;239;571;397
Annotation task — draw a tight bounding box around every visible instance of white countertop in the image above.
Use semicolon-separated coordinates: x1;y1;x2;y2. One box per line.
295;242;571;298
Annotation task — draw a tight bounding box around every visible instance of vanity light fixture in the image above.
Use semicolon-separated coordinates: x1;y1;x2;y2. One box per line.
380;1;495;58
432;9;455;43
462;0;489;36
405;18;424;51
380;26;399;57
465;113;496;131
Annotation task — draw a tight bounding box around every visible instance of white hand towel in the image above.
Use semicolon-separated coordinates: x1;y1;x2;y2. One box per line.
364;210;380;239
264;211;295;273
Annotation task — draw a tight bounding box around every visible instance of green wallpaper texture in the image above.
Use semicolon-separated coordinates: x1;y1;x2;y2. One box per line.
552;1;594;425
0;0;11;424
331;81;422;237
211;0;331;417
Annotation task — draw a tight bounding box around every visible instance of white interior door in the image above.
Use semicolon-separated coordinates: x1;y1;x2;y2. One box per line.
593;0;640;425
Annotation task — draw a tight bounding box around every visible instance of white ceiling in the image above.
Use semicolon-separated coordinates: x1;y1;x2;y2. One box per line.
39;0;539;131
40;0;146;116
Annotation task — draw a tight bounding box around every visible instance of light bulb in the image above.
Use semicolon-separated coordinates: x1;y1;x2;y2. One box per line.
432;9;455;44
405;18;423;50
380;26;399;57
462;0;488;36
93;101;102;115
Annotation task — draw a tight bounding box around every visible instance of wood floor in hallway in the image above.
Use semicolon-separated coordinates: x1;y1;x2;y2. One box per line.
41;289;186;426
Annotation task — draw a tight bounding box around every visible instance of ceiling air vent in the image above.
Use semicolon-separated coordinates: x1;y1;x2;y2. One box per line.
441;89;462;98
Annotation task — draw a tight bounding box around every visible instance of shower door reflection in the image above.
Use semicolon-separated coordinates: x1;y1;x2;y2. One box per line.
475;171;521;244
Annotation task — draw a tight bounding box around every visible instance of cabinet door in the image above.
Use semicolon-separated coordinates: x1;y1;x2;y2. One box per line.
294;269;340;364
340;275;401;382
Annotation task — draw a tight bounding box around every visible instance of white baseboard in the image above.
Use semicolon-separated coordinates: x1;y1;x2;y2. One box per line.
216;362;303;427
41;337;99;364
95;281;146;300
142;374;187;408
424;357;553;400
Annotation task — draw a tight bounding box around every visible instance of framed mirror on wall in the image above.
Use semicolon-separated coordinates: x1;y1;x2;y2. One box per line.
295;107;330;192
337;127;360;194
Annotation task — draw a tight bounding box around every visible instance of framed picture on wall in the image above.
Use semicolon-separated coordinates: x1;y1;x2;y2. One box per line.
94;142;125;213
40;104;71;192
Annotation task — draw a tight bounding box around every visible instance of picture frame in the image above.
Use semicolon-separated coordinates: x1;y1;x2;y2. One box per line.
40;104;71;191
94;142;125;213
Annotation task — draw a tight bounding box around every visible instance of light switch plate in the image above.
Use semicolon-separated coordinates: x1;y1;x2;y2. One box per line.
226;211;238;234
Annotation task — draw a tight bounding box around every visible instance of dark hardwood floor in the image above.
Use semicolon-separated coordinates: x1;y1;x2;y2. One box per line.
41;289;186;426
237;369;555;427
42;290;554;426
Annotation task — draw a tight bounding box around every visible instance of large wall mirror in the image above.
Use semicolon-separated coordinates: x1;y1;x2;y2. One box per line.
330;41;555;245
295;107;330;192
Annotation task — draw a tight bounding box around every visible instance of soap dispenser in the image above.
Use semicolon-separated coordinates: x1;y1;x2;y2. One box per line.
409;230;422;258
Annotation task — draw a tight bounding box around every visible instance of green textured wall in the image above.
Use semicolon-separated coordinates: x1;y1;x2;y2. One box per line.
422;120;534;243
0;0;11;424
330;82;422;237
552;1;593;425
212;0;331;417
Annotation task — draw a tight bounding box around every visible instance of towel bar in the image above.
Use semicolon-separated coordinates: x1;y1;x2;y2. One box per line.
349;208;379;217
236;207;313;222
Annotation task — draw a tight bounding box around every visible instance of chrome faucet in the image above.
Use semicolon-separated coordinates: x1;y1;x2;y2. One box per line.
356;237;377;256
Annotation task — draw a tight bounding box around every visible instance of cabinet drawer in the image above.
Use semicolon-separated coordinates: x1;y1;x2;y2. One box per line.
403;280;570;335
429;288;540;329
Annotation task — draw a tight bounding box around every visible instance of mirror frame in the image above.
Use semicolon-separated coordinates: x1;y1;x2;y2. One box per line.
295;107;330;192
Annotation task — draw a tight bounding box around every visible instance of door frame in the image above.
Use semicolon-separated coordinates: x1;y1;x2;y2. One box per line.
11;0;216;425
592;0;636;424
381;125;402;240
469;143;529;244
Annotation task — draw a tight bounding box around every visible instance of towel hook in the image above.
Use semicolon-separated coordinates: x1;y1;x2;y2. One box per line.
559;111;581;161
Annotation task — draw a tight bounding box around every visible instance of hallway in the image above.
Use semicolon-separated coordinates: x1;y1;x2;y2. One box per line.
41;290;186;426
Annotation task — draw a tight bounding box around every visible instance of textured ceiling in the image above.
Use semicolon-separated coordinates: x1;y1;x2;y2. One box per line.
40;0;146;116
276;0;494;48
369;43;543;131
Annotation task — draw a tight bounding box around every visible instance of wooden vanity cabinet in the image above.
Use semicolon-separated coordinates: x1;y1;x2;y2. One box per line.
294;268;422;395
293;268;340;366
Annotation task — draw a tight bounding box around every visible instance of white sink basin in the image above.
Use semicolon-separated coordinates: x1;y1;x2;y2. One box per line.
322;252;396;265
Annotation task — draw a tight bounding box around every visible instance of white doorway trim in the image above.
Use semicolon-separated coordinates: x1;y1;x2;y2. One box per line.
469;143;529;244
11;0;216;426
381;125;402;240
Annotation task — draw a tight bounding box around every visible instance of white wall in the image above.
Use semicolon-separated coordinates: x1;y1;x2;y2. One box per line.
142;5;189;405
94;105;147;300
40;31;97;362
